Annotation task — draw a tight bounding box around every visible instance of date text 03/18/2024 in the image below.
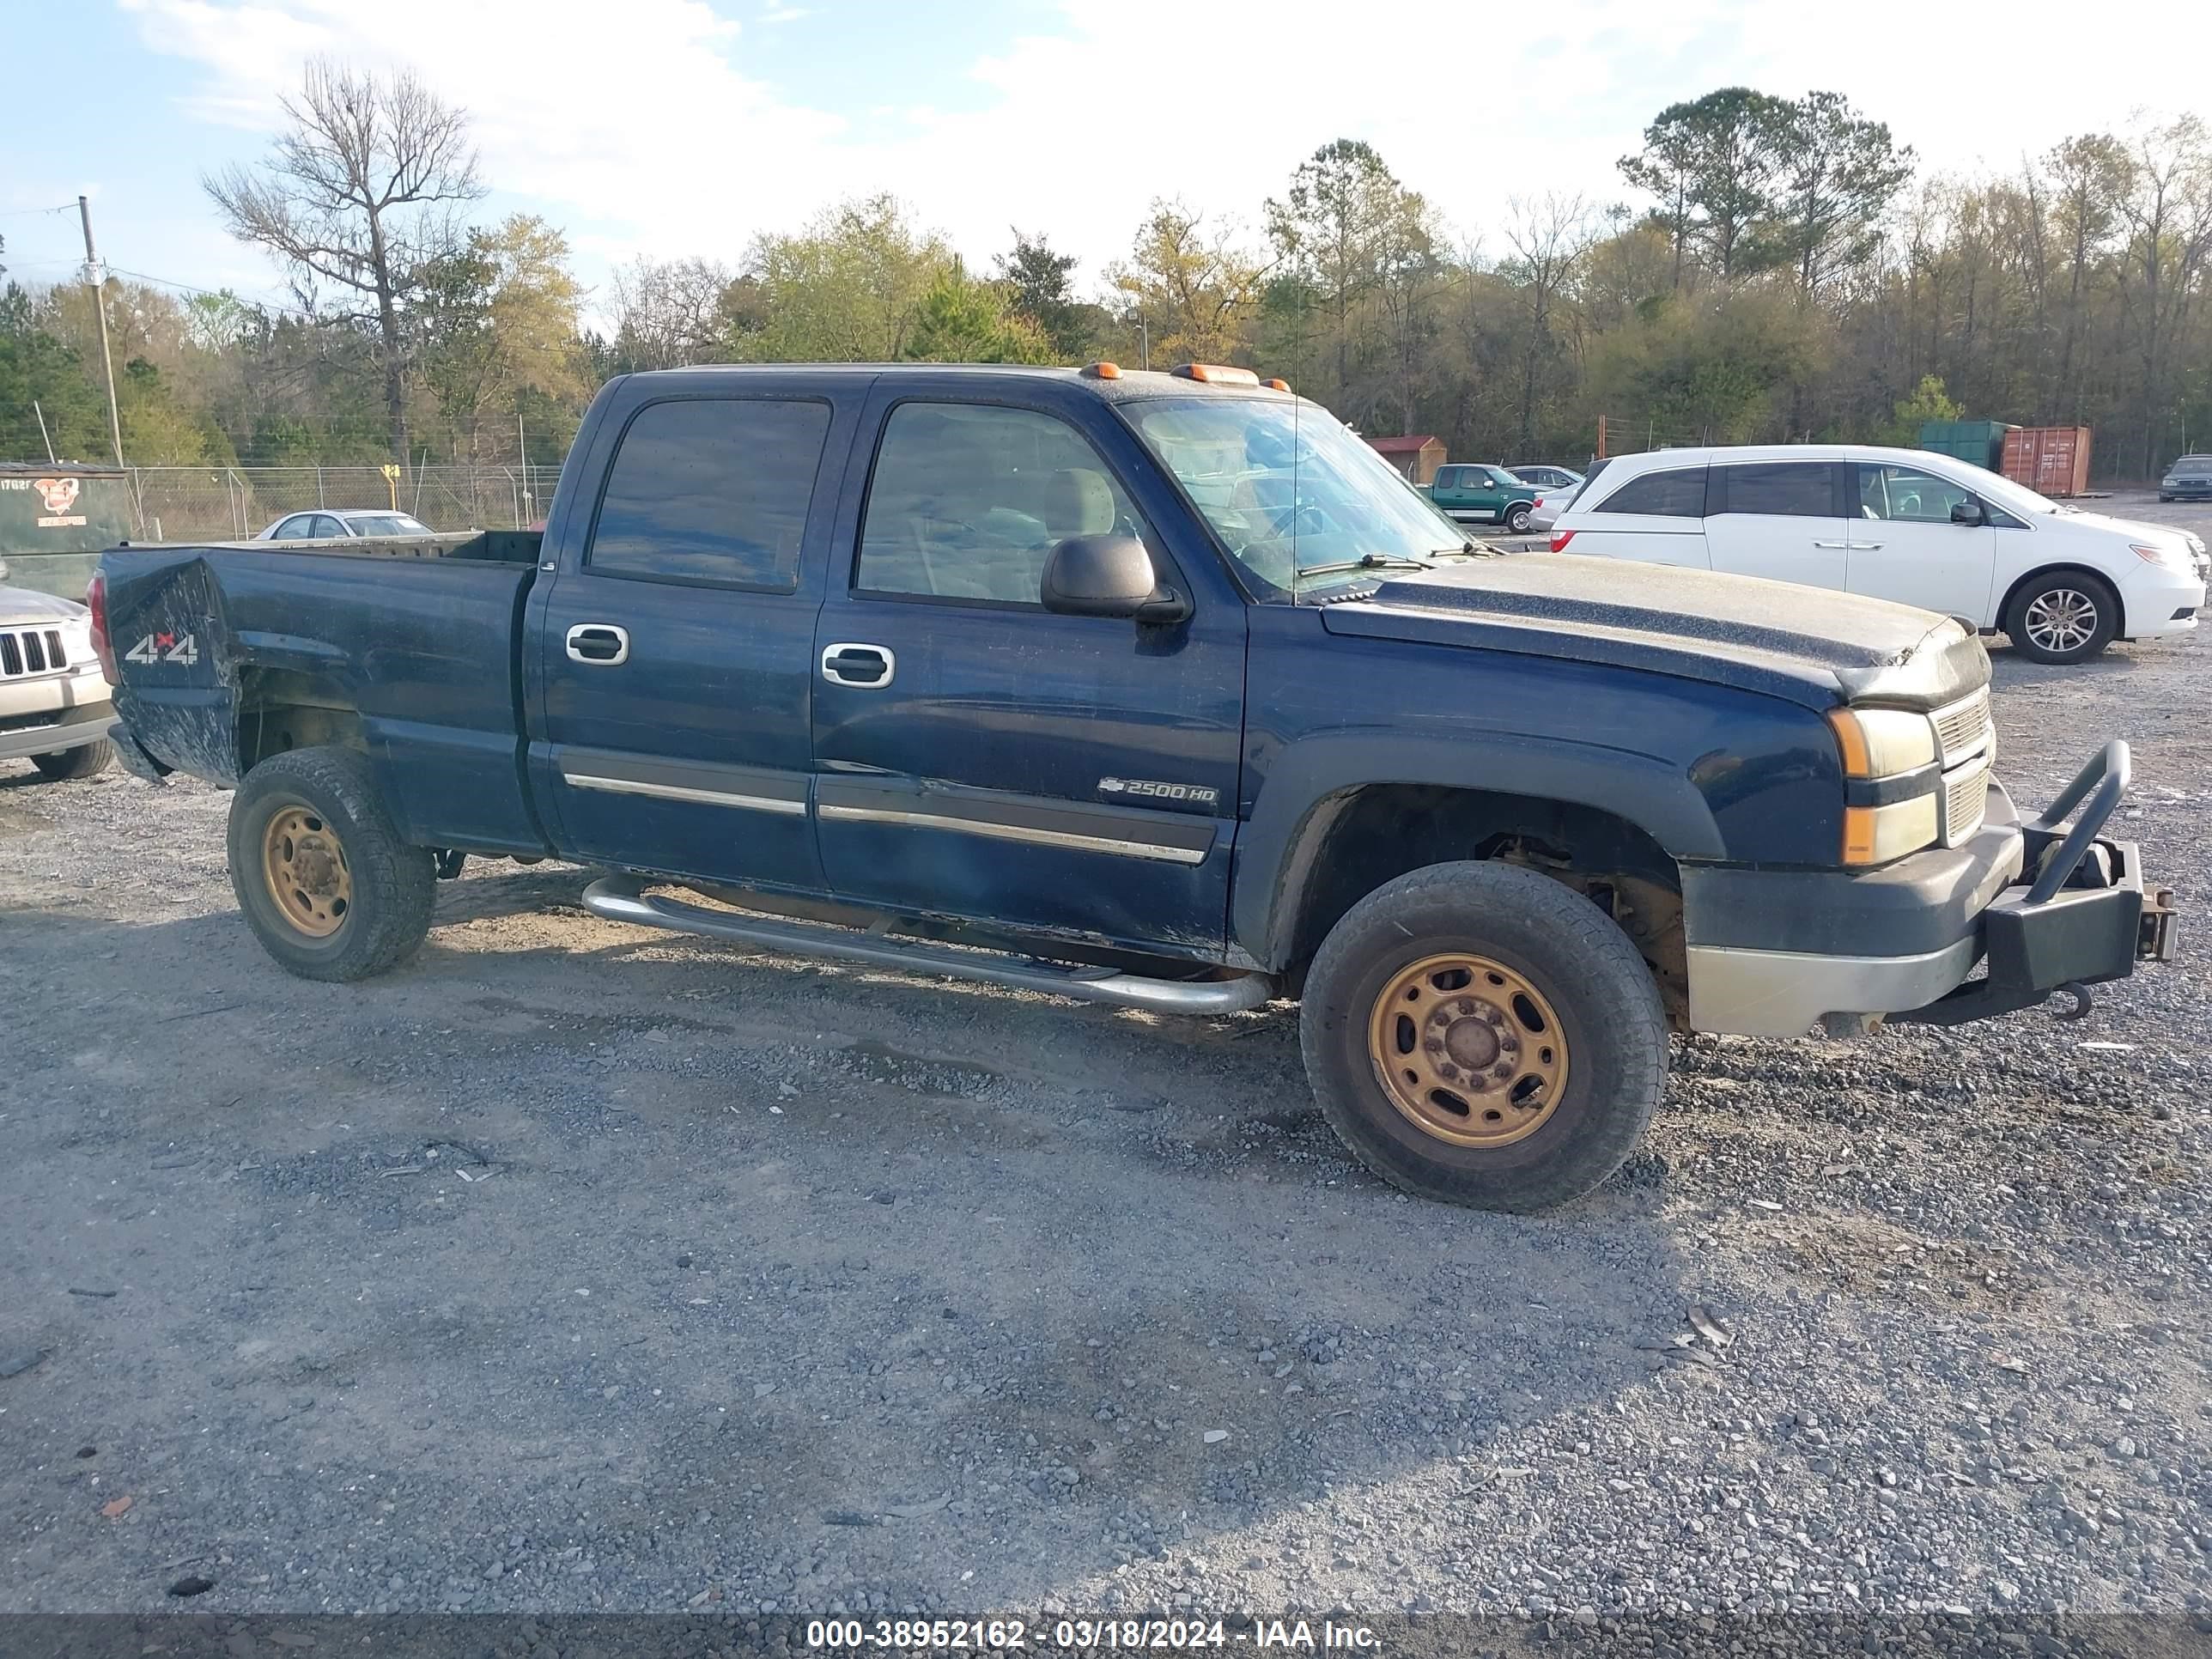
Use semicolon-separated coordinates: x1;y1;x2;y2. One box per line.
804;1617;1382;1650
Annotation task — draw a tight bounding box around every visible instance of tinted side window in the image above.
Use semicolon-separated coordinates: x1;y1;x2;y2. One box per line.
1716;463;1836;518
274;515;313;538
856;403;1146;605
587;398;832;589
1592;466;1705;518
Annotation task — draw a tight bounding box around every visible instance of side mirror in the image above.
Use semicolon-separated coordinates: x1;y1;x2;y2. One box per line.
1950;499;1987;526
1041;535;1189;623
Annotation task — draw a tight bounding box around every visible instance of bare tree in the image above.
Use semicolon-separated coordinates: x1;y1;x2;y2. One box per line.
609;257;737;370
206;58;483;465
1502;194;1595;456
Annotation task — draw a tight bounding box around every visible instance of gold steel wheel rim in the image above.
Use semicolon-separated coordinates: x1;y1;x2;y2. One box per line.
262;804;351;938
1365;952;1570;1147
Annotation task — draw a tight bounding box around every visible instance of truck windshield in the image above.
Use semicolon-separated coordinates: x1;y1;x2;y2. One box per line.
1126;397;1468;598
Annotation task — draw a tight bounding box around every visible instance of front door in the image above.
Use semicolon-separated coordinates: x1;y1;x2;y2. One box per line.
1702;459;1850;590
1843;459;1998;624
809;390;1246;958
533;386;848;890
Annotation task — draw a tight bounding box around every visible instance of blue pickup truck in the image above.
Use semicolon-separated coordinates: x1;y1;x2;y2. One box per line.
94;362;2175;1211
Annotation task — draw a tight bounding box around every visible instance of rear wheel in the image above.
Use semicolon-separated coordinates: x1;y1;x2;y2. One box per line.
1504;503;1534;533
2006;572;2118;665
30;740;112;781
227;745;435;981
1299;860;1667;1211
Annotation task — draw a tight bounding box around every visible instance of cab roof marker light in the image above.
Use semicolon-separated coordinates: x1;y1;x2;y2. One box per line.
1264;377;1291;392
1080;361;1122;380
1170;363;1261;386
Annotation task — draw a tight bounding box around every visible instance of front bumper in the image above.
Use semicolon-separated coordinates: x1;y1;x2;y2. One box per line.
0;687;117;765
1683;742;2172;1037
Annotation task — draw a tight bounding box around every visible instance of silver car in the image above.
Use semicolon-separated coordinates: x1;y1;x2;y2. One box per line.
256;509;435;540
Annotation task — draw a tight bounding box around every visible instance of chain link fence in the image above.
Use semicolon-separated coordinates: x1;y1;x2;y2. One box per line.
124;464;566;542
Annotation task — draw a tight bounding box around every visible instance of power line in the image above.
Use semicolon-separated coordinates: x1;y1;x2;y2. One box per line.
0;203;78;219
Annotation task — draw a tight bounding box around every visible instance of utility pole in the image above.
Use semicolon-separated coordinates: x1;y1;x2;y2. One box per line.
78;196;125;470
517;410;532;528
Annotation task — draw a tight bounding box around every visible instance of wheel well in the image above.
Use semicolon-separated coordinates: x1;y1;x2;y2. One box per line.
237;669;368;773
1997;563;2121;632
1277;784;1686;1022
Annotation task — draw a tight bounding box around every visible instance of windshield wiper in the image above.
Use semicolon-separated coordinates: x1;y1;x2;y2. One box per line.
1298;552;1437;578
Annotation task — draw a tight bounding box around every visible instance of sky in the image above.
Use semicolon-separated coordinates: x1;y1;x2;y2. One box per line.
1;0;2206;330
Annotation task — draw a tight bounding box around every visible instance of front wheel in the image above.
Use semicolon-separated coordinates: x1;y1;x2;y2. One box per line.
2007;573;2118;665
1299;861;1668;1211
226;745;436;981
30;740;112;781
1504;503;1534;534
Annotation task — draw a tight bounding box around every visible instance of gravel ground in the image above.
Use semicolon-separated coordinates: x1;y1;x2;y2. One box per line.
3;493;2208;1641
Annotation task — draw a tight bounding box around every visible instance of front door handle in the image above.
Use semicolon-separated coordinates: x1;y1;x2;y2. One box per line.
821;642;896;689
1811;540;1853;550
565;623;630;665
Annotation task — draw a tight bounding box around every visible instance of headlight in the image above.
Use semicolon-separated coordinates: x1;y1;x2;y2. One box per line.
2132;542;2195;574
1827;707;1942;866
1826;707;1937;777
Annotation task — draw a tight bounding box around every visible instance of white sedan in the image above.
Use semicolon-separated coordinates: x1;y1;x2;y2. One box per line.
256;509;434;540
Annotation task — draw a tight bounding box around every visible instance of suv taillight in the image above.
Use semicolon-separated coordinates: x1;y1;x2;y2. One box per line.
87;573;116;682
1549;531;1577;553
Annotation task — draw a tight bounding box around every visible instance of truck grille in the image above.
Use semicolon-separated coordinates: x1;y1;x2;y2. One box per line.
1931;689;1992;764
0;628;68;679
1942;756;1991;846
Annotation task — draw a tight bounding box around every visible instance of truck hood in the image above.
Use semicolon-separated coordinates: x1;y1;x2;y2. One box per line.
0;585;88;625
1322;554;1989;710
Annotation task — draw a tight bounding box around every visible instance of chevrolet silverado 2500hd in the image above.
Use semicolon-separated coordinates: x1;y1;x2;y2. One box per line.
95;363;2177;1211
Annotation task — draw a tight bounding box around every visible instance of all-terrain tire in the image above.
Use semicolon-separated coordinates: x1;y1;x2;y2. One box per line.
30;740;112;781
2005;570;2119;665
1299;860;1668;1212
226;745;436;982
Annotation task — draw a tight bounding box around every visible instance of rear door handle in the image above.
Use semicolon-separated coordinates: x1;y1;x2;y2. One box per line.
1851;541;1885;550
821;642;895;689
565;623;630;665
1811;540;1853;550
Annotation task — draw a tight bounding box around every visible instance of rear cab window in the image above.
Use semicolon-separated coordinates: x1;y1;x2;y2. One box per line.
586;397;834;589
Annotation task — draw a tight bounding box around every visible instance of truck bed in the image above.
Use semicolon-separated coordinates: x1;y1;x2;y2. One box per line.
101;531;552;855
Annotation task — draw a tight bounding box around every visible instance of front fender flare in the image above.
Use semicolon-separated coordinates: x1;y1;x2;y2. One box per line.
1231;732;1726;969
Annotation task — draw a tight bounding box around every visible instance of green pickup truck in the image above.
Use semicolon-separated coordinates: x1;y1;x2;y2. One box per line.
1426;464;1540;532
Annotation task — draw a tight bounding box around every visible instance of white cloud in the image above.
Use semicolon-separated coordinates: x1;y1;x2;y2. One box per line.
118;0;2209;300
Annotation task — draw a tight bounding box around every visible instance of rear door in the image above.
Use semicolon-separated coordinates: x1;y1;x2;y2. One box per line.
1703;459;1849;588
532;380;854;890
1431;466;1477;520
1842;459;1998;624
808;384;1245;957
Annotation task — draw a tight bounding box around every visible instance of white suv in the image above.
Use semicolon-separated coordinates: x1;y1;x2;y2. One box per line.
0;561;115;780
1546;444;2209;664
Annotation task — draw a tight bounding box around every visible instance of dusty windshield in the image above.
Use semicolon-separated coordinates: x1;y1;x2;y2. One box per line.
1126;396;1468;598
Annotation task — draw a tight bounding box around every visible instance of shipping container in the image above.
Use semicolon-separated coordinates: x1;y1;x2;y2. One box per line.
0;464;134;599
1917;419;2017;472
2001;426;2094;498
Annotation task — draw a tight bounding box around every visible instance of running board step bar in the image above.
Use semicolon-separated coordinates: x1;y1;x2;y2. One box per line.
581;877;1274;1015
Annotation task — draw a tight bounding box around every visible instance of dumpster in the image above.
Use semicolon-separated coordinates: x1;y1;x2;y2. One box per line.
2001;427;2094;498
0;465;134;599
1917;420;2017;472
